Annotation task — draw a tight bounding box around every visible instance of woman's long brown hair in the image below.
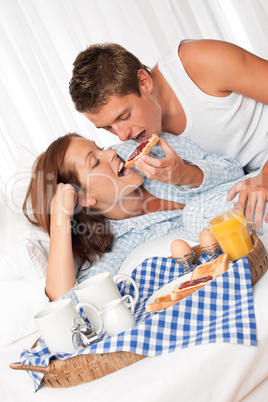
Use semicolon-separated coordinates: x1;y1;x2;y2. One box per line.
23;133;114;267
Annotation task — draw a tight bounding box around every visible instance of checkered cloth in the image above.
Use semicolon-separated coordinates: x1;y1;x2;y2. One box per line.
21;254;256;392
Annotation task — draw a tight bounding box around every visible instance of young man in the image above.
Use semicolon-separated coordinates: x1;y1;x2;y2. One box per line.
69;40;268;229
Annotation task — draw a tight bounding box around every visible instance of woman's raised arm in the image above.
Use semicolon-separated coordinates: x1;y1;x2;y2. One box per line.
45;183;77;301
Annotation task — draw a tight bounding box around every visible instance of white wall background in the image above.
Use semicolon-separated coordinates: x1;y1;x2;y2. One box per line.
0;0;268;190
260;0;268;16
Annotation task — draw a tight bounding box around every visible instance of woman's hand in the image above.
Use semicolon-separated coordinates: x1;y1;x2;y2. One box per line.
134;137;203;187
50;183;78;220
227;165;268;231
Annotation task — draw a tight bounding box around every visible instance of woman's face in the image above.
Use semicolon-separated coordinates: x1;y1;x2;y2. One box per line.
65;137;144;214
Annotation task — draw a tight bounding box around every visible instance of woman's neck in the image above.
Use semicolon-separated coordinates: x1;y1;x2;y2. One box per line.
103;186;185;220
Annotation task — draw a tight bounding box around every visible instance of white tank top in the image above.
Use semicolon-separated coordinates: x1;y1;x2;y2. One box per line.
158;42;268;172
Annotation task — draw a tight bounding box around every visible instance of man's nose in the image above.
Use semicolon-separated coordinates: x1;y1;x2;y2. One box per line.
113;124;131;142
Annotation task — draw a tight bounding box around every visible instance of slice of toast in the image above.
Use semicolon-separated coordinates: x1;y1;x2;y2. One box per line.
146;298;178;313
170;276;213;301
190;253;229;281
146;253;229;312
124;135;159;169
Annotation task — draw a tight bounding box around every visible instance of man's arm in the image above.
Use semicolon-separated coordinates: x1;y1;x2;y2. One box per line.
179;39;268;104
113;133;244;191
180;40;268;228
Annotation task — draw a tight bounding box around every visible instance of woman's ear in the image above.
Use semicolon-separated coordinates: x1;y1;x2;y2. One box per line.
79;193;96;207
137;69;153;95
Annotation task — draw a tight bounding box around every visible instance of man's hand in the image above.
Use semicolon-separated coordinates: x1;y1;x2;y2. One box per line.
134;137;203;187
227;165;268;231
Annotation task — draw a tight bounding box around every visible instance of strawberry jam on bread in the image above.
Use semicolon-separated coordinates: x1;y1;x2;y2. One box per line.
124;135;159;169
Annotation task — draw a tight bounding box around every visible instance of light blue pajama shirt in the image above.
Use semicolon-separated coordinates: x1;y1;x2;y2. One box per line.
73;133;245;292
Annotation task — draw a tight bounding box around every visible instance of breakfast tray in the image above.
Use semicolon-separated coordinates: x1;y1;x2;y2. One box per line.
10;229;267;389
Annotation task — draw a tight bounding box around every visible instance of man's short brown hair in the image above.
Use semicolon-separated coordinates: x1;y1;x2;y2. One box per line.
69;43;151;113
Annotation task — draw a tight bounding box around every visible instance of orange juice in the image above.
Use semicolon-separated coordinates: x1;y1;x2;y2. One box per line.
209;209;253;260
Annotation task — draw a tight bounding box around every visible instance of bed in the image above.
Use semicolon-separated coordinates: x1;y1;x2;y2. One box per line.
1;145;268;402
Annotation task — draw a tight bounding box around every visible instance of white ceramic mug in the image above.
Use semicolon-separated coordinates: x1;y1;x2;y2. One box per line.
74;272;139;309
78;295;136;337
74;272;138;331
34;298;102;355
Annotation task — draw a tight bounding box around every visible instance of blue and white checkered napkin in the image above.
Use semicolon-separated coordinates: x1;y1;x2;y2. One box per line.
21;254;256;391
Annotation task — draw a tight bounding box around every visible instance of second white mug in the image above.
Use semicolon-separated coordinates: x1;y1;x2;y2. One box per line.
76;294;136;337
74;271;139;308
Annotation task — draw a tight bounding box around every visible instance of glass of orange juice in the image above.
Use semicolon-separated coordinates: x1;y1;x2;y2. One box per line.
204;204;253;261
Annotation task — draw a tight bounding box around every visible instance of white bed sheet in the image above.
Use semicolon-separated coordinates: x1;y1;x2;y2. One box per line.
1;234;268;402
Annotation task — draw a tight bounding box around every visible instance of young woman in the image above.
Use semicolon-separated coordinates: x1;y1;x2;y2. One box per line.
69;40;268;228
24;132;248;301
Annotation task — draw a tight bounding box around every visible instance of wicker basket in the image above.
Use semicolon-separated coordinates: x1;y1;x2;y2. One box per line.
10;349;145;388
9;229;268;388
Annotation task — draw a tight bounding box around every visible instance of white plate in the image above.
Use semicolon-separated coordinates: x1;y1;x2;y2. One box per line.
146;272;192;308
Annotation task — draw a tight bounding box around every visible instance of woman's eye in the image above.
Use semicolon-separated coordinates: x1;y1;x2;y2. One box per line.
93;159;100;169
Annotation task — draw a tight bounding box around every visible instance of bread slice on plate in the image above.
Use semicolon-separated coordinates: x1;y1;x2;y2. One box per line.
146;298;178;313
171;253;229;301
146;253;229;312
170;275;213;301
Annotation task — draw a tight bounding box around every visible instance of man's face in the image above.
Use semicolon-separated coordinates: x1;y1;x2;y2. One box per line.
83;90;162;143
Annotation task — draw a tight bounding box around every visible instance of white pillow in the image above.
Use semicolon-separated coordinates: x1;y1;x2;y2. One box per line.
5;144;36;242
0;144;51;282
0;278;48;346
0;225;50;345
10;229;50;284
119;231;198;275
0;145;51;345
0;189;11;254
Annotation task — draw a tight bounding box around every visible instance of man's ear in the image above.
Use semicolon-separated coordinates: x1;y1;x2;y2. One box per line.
137;69;153;94
79;194;96;207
